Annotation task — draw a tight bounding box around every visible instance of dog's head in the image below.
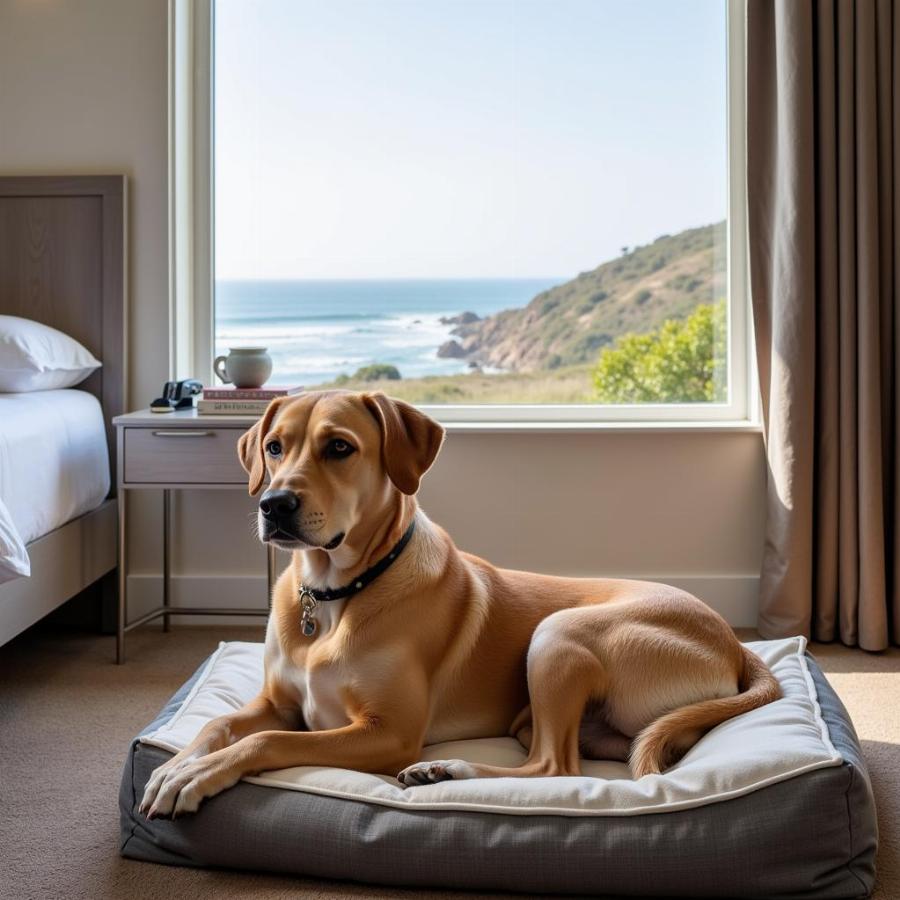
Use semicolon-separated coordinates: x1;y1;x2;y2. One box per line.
237;390;445;551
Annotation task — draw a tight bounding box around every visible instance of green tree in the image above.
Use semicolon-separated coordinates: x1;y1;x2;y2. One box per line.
592;301;726;403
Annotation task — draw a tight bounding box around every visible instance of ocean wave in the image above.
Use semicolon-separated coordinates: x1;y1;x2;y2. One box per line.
212;281;563;385
275;354;369;370
217;311;391;324
216;330;472;384
217;324;364;344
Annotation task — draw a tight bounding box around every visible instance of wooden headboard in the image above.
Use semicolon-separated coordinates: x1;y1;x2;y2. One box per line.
0;175;127;480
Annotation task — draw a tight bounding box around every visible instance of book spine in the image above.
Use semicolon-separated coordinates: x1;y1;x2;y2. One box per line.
201;389;287;400
197;400;270;414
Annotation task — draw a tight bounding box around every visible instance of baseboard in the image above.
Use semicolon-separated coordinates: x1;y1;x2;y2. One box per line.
126;574;271;627
126;572;760;628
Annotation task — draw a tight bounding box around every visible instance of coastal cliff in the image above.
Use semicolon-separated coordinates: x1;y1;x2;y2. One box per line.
443;221;725;372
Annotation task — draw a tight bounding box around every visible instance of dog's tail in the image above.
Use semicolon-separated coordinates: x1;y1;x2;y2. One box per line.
629;646;782;778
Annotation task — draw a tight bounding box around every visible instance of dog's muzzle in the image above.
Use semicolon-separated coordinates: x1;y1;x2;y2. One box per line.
258;488;300;540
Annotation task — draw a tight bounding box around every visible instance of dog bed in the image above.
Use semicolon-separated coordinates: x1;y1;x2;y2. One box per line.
120;638;877;898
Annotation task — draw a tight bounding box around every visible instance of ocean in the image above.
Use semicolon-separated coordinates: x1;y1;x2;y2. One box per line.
215;278;561;387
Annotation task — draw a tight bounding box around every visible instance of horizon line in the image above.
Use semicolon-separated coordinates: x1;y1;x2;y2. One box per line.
214;275;569;283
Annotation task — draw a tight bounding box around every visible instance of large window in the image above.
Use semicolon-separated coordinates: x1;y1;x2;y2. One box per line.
209;0;746;421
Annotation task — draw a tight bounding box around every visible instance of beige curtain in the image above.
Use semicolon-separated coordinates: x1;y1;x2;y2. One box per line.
747;0;899;650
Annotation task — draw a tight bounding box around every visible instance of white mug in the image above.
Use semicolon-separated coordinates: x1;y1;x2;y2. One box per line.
214;347;273;388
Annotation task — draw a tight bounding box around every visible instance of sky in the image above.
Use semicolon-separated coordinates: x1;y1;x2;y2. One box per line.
214;0;727;281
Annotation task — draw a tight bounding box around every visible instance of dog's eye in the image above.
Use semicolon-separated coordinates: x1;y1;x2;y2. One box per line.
325;438;355;459
265;440;283;458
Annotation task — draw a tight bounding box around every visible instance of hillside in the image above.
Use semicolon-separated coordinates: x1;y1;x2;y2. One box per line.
444;222;726;372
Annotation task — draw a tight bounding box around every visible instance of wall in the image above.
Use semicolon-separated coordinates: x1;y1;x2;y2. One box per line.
0;0;768;628
0;0;169;409
128;427;767;626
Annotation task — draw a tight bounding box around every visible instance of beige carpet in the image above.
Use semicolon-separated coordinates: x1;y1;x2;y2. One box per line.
1;624;897;900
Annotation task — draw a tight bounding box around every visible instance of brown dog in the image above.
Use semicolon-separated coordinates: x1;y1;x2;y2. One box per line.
140;390;780;818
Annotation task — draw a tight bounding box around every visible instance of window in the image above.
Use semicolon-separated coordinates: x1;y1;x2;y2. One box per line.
181;0;747;423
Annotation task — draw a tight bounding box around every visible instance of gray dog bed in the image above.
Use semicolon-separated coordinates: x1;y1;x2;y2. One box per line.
119;638;877;898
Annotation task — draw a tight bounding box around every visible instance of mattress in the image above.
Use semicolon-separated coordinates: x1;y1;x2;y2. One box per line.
120;638;878;897
0;390;110;547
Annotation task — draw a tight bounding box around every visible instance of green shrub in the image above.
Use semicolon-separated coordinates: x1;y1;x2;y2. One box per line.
352;363;401;382
592;301;726;403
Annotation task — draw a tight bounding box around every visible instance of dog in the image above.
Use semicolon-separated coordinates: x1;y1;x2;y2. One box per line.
140;389;781;818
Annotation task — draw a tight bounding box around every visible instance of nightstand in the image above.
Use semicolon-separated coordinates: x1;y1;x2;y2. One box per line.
113;408;277;663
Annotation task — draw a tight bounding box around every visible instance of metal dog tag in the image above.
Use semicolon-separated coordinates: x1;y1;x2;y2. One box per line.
299;589;318;637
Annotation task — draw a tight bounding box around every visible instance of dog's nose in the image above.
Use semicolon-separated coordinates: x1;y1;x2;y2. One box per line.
259;489;300;520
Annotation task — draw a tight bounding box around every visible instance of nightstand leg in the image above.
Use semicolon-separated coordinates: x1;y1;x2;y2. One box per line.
163;489;171;632
267;544;277;609
116;490;127;664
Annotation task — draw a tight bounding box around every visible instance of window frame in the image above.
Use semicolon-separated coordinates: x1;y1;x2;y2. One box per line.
170;0;753;427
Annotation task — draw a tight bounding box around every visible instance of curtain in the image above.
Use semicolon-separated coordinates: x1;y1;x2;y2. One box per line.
747;0;899;650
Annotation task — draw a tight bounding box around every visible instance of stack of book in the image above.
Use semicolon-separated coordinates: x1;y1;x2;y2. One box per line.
197;385;303;415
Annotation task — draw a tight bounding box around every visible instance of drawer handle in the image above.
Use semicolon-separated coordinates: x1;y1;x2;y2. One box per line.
151;430;215;437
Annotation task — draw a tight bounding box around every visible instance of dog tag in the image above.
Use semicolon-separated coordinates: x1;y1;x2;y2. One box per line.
299;589;318;638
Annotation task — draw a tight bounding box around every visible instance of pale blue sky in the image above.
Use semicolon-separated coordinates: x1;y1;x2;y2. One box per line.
215;0;727;280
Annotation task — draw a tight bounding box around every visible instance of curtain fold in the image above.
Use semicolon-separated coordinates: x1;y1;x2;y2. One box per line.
747;0;899;650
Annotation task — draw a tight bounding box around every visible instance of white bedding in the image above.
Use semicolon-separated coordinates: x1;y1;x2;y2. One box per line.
0;496;29;582
142;637;842;817
0;390;110;566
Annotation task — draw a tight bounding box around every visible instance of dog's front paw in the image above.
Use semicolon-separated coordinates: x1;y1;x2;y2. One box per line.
140;753;239;819
139;758;185;816
397;758;476;787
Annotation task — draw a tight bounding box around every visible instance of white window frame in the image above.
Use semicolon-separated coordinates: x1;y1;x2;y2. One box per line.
170;0;754;428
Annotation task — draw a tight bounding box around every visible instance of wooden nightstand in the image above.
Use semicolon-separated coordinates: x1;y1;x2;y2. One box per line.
113;408;276;663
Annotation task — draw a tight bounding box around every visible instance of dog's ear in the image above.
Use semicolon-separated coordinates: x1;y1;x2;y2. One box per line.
363;392;445;495
237;397;287;495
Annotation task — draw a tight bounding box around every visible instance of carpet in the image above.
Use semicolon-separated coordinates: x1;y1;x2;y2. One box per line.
0;624;896;900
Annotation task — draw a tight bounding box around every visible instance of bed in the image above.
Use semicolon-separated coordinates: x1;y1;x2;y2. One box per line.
120;636;877;898
0;175;125;647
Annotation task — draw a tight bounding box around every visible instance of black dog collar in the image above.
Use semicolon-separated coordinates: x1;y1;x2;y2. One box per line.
297;518;416;637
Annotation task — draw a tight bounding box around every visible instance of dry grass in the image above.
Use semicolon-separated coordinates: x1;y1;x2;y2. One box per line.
322;364;596;405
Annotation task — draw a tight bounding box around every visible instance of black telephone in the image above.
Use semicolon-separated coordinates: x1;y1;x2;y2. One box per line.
151;379;204;413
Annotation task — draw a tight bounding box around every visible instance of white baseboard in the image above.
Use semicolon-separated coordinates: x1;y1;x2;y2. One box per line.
126;574;271;627
126;572;759;628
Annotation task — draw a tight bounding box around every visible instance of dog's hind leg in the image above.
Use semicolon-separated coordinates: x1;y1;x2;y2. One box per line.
513;706;630;763
578;708;632;762
399;609;608;785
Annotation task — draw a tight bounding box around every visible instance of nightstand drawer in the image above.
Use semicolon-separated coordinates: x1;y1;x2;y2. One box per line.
123;427;248;484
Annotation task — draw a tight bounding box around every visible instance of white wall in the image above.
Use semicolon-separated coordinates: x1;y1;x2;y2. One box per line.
0;0;169;410
128;427;766;626
0;0;767;627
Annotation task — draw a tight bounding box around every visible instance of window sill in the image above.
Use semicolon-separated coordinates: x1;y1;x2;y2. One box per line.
437;419;762;434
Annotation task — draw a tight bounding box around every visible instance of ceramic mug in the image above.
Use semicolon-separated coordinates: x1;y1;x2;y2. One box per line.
214;347;273;388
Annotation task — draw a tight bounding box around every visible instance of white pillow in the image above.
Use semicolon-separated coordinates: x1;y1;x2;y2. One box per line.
0;315;101;392
0;496;30;584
